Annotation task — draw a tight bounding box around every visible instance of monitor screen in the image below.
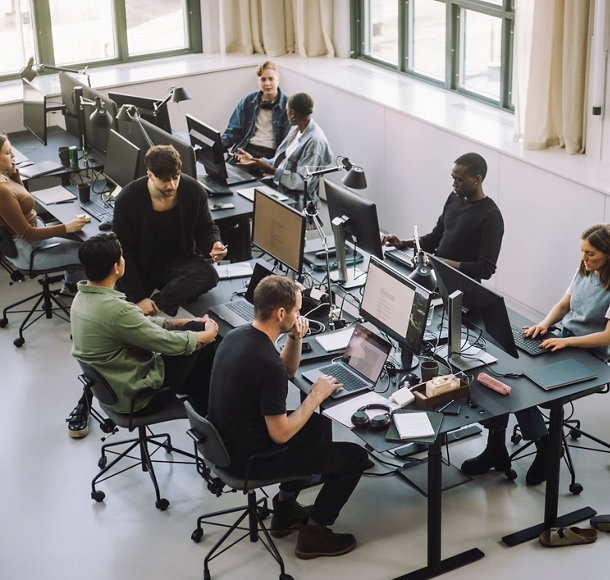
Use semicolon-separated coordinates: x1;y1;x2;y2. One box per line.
108;92;172;134
116;117;197;179
22;79;47;145
430;255;518;358
360;256;432;355
74;85;118;156
325;178;383;260
58;71;88;139
103;129;140;188
185;114;228;182
252;189;306;274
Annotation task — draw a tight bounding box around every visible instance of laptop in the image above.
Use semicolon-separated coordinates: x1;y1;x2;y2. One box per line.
301;323;392;399
524;358;597;391
209;262;273;327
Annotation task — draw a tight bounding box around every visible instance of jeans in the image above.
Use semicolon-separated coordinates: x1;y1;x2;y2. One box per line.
233;413;369;526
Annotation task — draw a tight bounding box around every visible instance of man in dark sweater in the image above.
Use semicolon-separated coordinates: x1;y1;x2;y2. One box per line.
113;145;227;316
383;152;503;281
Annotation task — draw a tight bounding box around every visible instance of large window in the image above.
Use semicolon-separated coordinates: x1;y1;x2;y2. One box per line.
2;0;201;80
354;0;514;110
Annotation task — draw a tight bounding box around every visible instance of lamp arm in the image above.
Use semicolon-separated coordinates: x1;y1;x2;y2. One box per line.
134;115;155;148
153;88;174;114
305;165;343;179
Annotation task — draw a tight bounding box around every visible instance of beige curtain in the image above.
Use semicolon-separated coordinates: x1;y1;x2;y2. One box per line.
514;0;592;154
220;0;335;57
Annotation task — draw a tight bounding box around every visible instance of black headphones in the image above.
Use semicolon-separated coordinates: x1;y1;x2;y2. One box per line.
258;93;278;110
351;403;392;430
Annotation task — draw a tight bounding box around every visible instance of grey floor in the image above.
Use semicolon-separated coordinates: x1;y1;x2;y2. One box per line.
2;263;610;580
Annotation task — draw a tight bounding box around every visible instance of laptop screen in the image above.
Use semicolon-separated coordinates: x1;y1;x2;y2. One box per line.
342;324;392;382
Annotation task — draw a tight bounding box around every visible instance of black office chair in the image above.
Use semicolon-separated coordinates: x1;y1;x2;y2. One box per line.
77;361;198;510
509;385;610;494
0;226;79;347
185;401;311;580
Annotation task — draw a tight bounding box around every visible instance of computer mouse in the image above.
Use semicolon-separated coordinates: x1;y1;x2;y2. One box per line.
399;373;421;387
98;220;113;231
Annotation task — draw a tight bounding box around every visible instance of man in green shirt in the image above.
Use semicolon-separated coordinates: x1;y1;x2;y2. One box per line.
69;233;218;433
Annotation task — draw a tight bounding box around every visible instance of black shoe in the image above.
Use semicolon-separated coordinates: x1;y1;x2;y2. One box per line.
461;429;511;475
270;495;311;538
66;398;90;438
295;524;357;559
151;293;179;317
526;434;549;485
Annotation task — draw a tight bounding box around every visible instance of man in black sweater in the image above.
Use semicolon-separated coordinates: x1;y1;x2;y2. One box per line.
113;145;228;316
383;152;503;281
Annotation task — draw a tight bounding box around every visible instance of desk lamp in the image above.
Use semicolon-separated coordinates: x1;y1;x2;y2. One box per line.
408;226;437;292
20;57;91;85
153;85;192;114
115;104;154;148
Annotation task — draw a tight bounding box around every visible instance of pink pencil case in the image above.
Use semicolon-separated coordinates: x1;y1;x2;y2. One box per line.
477;372;511;395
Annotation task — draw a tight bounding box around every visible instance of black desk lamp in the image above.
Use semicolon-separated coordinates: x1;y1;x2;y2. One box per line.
153;85;192;114
20;57;90;85
80;96;113;129
115;104;154;148
408;226;437;292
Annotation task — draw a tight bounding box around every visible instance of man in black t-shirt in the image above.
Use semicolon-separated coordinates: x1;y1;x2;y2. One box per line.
383;152;504;281
208;275;369;560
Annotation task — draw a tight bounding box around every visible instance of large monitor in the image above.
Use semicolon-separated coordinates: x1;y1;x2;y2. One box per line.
75;85;118;156
102;129;140;189
430;255;518;365
108;91;172;134
58;71;88;139
325;178;383;287
360;256;432;368
185;114;228;182
252;189;306;275
116;117;197;179
22;79;47;145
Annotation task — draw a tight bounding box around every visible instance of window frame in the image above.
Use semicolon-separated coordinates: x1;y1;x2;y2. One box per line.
351;0;514;111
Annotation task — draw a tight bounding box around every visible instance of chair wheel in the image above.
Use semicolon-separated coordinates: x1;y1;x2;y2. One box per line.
155;498;170;511
505;468;517;481
191;528;204;543
511;434;522;445
279;574;294;580
569;429;581;439
0;317;8;328
98;456;107;469
13;337;24;347
91;490;105;502
569;482;583;494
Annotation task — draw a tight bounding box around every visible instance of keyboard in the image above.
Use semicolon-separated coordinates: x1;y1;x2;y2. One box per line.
318;363;368;392
199;175;233;196
80;196;113;223
225;300;254;321
385;248;414;269
511;325;552;357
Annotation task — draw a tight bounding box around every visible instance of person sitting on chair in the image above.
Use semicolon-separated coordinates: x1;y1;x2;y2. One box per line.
382;152;503;281
461;223;610;485
68;232;218;437
207;274;369;560
113;144;227;317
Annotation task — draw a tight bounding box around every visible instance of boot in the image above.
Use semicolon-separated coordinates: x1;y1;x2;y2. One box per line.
269;494;311;538
295;524;357;559
461;429;511;475
526;433;549;485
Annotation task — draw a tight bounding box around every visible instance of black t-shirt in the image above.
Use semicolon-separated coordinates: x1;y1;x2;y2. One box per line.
150;204;182;274
207;324;288;470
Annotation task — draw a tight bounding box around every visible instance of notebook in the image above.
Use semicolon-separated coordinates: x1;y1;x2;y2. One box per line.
524;358;597;391
208;262;273;327
301;323;392;399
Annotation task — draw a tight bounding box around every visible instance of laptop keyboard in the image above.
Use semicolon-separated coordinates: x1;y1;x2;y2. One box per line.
226;300;254;321
511;326;552;357
199;176;233;196
80;197;113;223
385;248;414;269
318;363;369;392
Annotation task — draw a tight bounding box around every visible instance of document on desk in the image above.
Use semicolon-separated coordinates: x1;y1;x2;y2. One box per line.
392;412;435;440
322;392;400;429
216;262;253;280
33;185;76;204
315;327;354;352
236;184;288;202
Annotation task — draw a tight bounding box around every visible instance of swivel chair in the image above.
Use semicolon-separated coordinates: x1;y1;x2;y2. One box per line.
0;226;79;347
77;361;197;510
185;401;311;580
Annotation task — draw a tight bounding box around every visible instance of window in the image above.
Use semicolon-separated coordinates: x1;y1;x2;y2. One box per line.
2;0;201;80
354;0;514;110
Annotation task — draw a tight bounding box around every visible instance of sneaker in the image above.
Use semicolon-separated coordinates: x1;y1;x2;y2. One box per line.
270;495;311;538
66;398;90;438
295;524;357;559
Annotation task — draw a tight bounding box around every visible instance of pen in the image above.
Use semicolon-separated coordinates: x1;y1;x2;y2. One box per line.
54;199;76;204
438;399;455;413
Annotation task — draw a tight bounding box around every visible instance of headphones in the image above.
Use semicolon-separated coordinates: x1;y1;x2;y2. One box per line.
351;403;392;430
258;93;278;110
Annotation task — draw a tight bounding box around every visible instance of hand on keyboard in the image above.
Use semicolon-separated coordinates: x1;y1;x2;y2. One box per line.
310;374;344;404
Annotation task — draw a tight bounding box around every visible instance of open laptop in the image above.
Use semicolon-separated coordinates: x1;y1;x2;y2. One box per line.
208;262;273;327
301;323;392;399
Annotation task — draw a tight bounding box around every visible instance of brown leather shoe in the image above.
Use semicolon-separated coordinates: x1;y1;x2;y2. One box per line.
295;524;357;559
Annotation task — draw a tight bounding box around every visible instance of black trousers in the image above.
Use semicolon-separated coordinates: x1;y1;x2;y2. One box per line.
241;413;368;526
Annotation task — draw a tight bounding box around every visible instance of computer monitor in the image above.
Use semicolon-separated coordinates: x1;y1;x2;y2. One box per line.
102;129;140;188
22;79;47;145
325;178;383;287
252;189;306;275
108;92;172;134
58;71;88;139
116;117;197;179
185;114;228;182
430;255;518;364
74;85;118;157
360;256;432;368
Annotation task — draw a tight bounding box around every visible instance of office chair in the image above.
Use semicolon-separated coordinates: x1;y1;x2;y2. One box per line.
509;385;610;494
77;361;198;510
0;226;79;347
185;401;310;580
